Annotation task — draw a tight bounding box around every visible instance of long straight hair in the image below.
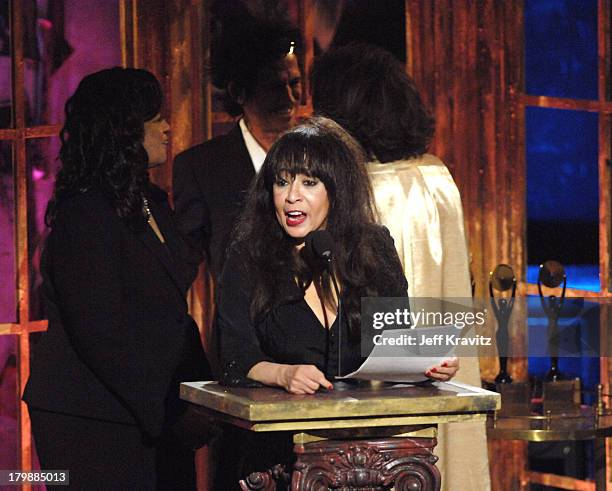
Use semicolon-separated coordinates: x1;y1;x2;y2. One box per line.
231;117;400;339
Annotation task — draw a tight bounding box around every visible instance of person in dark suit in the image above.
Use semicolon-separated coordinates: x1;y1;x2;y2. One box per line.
173;19;302;281
23;68;213;490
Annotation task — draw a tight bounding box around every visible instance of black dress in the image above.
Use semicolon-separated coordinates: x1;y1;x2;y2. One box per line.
213;225;408;489
23;185;211;490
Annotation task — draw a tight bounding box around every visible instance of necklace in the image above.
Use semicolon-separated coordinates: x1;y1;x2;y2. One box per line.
142;196;152;222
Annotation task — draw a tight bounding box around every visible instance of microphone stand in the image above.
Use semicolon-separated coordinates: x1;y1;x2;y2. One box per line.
304;230;342;380
325;258;342;378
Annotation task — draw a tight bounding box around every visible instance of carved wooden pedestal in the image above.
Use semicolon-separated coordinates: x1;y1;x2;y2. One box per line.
181;382;499;491
240;436;440;491
240;463;292;491
292;437;440;491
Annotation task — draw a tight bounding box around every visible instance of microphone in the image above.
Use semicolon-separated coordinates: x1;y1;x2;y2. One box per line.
304;230;342;378
304;230;334;266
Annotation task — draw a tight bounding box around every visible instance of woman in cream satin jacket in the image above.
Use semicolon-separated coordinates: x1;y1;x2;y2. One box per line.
367;156;471;300
312;43;490;491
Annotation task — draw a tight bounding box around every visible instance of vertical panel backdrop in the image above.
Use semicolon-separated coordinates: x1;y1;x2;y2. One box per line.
406;1;527;489
119;1;214;488
406;0;526;379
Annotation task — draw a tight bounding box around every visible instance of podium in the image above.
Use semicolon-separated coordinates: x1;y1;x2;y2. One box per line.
181;381;500;490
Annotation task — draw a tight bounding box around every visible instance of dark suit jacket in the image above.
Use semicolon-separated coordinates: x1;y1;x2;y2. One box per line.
173;124;255;281
23;185;210;440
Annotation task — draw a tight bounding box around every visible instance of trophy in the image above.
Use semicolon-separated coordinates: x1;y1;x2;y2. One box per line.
538;260;567;382
489;264;516;384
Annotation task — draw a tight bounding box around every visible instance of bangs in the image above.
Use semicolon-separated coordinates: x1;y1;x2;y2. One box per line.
262;129;337;189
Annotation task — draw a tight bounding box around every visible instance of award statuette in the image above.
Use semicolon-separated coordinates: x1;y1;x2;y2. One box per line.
538;260;567;382
489;264;516;384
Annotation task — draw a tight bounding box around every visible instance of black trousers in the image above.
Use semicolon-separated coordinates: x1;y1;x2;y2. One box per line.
29;408;196;491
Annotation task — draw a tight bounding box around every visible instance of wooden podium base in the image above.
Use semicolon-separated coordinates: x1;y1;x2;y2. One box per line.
241;436;441;491
180;381;499;490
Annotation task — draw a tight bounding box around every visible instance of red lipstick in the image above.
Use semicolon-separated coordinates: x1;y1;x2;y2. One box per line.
285;211;306;226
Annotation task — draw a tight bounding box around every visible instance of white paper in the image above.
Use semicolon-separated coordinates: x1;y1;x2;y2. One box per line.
337;326;458;383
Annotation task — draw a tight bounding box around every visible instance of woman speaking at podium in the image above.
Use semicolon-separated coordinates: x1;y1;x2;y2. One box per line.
215;116;458;394
213;117;459;488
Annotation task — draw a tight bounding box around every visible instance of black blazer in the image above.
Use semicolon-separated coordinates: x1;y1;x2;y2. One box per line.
23;186;210;440
173;124;255;281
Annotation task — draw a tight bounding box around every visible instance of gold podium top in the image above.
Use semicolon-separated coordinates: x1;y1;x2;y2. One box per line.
180;380;500;432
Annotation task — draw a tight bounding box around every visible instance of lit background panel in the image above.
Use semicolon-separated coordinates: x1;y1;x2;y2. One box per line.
526;106;599;291
524;0;598;100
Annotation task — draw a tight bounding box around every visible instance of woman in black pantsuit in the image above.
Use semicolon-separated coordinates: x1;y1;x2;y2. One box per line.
23;68;212;490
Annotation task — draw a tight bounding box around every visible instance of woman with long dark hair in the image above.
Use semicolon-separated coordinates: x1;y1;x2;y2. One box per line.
23;67;211;490
217;117;458;392
214;117;457;487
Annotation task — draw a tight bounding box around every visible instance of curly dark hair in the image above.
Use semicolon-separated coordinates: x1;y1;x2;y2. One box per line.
210;17;301;116
45;67;163;228
311;43;434;163
231;116;402;339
